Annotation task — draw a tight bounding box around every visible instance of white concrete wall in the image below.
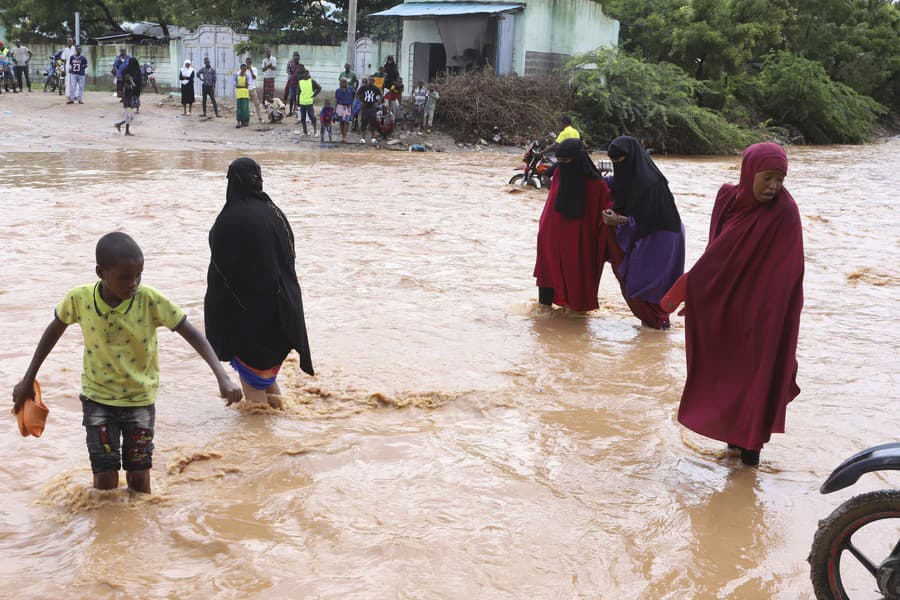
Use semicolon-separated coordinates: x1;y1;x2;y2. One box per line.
395;0;618;78
401;19;442;86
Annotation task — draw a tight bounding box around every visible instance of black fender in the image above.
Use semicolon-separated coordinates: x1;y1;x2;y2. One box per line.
821;442;900;494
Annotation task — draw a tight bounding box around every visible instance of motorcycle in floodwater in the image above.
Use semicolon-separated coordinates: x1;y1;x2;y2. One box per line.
509;142;613;189
808;442;900;599
509;141;555;189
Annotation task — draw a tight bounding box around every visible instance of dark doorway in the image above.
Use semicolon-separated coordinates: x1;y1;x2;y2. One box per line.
413;42;447;83
428;43;446;80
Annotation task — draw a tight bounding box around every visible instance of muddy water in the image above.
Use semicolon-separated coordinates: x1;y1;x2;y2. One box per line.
1;140;898;599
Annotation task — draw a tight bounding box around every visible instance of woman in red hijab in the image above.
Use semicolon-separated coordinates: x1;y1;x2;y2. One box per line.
663;142;804;465
533;139;613;311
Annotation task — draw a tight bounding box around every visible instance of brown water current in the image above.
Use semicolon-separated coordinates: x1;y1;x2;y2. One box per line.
1;140;898;598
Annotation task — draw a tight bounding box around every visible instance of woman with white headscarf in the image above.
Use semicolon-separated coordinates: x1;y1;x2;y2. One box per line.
180;60;195;115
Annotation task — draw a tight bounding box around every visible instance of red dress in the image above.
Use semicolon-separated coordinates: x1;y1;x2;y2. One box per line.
677;143;804;450
533;175;613;311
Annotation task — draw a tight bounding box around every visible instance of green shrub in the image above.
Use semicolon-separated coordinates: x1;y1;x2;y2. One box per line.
750;51;886;144
567;49;759;154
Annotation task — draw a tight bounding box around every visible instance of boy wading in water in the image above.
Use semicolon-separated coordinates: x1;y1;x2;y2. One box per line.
12;233;242;493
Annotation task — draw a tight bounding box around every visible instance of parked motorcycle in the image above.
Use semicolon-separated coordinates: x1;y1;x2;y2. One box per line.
142;62;158;94
43;56;64;93
808;442;900;599
509;141;555;189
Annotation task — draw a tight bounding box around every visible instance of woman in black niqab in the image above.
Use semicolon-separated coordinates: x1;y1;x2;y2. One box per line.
607;136;681;239
533;139;614;311
553;138;602;219
603;136;685;329
205;157;314;405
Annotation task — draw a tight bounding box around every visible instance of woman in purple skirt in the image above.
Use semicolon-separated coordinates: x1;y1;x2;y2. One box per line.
602;136;685;329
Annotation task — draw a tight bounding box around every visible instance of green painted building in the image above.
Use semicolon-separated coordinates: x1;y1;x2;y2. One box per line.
373;0;619;84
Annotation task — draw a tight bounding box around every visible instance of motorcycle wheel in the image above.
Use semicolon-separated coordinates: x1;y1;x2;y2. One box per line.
44;79;52;93
509;174;542;189
809;489;900;599
58;79;64;96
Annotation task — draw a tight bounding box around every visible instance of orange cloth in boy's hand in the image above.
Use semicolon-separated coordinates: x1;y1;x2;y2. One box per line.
13;380;47;438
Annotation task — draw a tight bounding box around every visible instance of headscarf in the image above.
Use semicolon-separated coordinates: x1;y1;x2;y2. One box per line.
124;56;142;90
180;61;193;79
226;157;267;205
731;141;789;211
554;138;601;220
607;136;681;239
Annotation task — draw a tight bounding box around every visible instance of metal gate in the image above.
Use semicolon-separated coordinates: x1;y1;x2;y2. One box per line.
181;25;249;99
355;37;373;76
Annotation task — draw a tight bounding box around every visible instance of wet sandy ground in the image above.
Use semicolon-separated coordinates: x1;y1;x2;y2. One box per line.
0;105;898;598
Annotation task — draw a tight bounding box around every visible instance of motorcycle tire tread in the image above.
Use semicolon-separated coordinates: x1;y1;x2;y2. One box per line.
808;489;900;600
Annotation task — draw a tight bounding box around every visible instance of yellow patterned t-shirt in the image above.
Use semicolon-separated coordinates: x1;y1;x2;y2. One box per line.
55;283;186;407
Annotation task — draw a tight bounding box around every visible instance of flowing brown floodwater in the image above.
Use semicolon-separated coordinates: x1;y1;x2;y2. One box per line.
0;140;898;599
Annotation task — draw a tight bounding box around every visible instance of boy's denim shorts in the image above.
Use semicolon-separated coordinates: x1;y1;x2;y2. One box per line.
81;396;155;474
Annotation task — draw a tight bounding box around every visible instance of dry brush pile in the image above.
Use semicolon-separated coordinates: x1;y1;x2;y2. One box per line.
432;68;573;146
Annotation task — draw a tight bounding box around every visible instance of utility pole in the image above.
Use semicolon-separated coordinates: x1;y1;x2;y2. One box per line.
75;12;81;44
346;0;358;67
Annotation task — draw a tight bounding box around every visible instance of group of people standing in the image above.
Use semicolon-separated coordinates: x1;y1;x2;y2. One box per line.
0;39;33;94
534;131;804;466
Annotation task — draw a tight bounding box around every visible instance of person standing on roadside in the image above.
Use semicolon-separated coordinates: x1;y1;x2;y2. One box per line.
245;57;263;123
339;63;358;90
296;68;321;136
383;55;399;91
179;60;195;115
198;57;220;117
412;81;427;130
66;46;87;105
370;64;386;92
335;78;355;143
61;37;75;100
112;47;130;98
233;63;251;128
261;48;277;103
0;43;8;94
11;40;32;93
356;76;381;144
283;52;302;116
425;82;439;130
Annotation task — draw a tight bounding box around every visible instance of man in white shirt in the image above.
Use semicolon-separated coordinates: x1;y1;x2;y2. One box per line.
10;40;32;92
261;48;277;103
245;57;263;122
61;38;75;100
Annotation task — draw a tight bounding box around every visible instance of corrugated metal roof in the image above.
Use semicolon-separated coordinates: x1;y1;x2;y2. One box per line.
371;2;524;17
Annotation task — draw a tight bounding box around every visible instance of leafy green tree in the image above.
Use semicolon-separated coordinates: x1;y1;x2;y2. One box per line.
784;0;900;110
751;51;885;143
1;0;397;44
1;0;122;41
567;49;759;154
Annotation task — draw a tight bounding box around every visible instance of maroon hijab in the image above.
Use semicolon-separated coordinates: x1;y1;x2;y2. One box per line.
677;143;804;450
